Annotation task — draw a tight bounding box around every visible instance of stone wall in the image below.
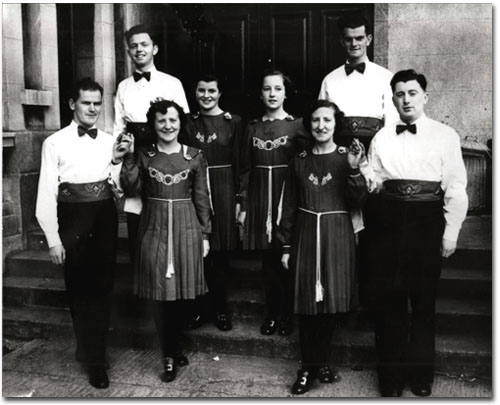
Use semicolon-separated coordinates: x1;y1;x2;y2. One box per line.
375;3;492;145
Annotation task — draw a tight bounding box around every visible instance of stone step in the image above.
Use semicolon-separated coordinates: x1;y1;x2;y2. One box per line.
2;276;491;336
2;305;491;378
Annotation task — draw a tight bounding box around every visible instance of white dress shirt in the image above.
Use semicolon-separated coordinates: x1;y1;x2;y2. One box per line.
113;65;189;214
360;114;468;242
318;59;399;125
113;65;190;137
36;121;122;248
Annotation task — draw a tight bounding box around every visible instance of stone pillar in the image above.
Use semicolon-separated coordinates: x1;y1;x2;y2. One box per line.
23;4;60;130
94;4;116;133
2;4;25;131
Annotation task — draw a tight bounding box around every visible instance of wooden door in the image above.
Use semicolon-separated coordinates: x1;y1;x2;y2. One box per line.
160;3;373;120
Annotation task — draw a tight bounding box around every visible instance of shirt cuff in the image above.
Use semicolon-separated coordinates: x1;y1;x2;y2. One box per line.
46;232;62;249
348;167;361;176
443;225;461;243
282;245;291;254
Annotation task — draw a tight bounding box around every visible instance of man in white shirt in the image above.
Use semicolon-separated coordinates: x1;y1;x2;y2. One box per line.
114;24;190;263
318;13;399;313
360;70;468;397
318;14;398;150
36;78;130;389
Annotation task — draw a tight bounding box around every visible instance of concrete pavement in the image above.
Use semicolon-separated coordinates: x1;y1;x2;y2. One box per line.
2;337;492;398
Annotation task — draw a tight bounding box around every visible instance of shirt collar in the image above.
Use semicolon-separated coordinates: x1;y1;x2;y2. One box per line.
397;113;427;126
70;120;98;132
345;56;369;66
134;65;157;75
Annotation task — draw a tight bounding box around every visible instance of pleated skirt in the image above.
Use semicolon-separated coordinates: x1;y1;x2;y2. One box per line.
244;167;287;250
209;166;237;251
133;199;207;301
291;211;356;315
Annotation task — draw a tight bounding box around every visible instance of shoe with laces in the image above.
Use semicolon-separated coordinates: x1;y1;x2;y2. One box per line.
318;365;340;383
161;357;176;383
215;312;232;331
291;369;311;395
260;318;277;335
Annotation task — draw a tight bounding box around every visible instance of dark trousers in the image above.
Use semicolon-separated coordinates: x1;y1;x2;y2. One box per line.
262;249;293;320
365;197;444;387
126;212;140;264
298;314;336;373
150;300;188;358
58;199;118;367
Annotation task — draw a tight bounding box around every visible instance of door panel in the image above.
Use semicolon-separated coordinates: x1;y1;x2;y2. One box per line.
162;4;373;119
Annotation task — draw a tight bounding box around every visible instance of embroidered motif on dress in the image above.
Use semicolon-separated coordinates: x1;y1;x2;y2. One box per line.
195;132;217;143
308;172;333;186
253;135;288;151
148;167;190;186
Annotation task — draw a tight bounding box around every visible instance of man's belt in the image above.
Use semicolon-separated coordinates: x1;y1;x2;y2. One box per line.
58;180;113;203
381;179;442;202
339;116;383;138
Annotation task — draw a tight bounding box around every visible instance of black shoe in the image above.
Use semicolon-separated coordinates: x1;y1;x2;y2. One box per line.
278;318;293;336
88;366;109;389
380;385;403;397
411;382;432;397
318;365;340;383
161;357;176;383
174;353;189;367
291;369;311;395
186;314;204;330
260;318;277;335
215;312;232;331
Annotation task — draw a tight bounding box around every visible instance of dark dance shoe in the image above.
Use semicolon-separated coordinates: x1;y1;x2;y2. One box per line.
278;317;293;336
185;314;204;330
215;312;233;331
174;353;189;367
88;366;109;389
291;369;312;395
260;318;277;335
410;382;432;397
380;385;403;397
318;366;340;383
161;357;177;383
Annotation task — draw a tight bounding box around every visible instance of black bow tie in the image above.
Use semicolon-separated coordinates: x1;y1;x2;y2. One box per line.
133;71;151;82
396;124;417;135
77;126;98;139
345;62;366;75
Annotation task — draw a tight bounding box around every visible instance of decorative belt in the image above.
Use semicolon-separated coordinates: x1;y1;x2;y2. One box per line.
299;208;349;302
58;180;112;203
339;116;383;138
382;179;442;201
147;197;191;278
208;164;232;170
255;165;289;243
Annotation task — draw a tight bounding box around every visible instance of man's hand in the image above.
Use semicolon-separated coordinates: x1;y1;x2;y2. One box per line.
347;138;366;169
112;133;134;163
203;239;210;258
281;253;290;270
49;244;66;265
441;238;457;258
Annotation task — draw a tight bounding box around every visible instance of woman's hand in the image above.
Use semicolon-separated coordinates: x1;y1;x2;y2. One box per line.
112;133;134;164
281;253;290;270
237;211;247;227
347;138;365;169
203;239;210;258
235;203;241;220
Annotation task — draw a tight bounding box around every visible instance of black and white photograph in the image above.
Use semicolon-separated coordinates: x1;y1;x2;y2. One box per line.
1;2;493;398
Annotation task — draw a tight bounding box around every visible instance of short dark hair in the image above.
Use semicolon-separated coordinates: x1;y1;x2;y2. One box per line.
70;78;103;102
303;99;345;135
338;13;372;35
146;99;187;137
196;72;223;92
390;69;428;92
261;68;293;94
125;24;157;46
